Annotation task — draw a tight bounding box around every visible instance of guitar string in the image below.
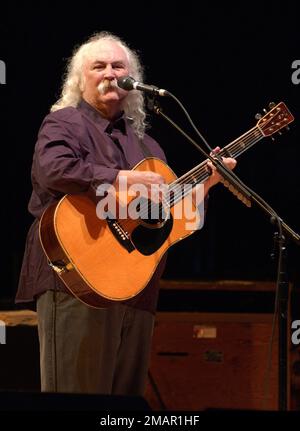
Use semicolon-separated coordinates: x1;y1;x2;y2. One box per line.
116;109;288;232
169;135;263;207
118;127;262;232
166;105;288;192
137;106;288;218
129;128;261;221
169;130;261;191
115;127;262;234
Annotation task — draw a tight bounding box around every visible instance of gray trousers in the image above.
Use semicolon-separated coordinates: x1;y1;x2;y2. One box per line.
37;290;155;396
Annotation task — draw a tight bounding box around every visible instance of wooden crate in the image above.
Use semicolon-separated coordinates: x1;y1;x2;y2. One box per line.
146;311;279;410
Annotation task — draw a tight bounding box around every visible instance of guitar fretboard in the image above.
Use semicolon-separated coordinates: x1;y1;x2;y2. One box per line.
168;126;263;207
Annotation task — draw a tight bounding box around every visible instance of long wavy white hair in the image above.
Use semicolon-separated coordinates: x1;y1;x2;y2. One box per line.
51;32;147;138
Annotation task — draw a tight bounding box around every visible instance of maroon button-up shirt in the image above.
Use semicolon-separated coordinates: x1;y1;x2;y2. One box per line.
16;99;167;313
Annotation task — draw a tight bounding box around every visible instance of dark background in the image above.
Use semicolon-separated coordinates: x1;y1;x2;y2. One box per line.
1;2;299;304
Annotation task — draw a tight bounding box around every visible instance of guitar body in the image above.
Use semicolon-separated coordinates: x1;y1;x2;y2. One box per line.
39;158;200;308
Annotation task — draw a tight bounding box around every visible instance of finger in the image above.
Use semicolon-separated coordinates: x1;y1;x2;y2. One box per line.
223;157;237;166
210;146;220;155
207;159;217;168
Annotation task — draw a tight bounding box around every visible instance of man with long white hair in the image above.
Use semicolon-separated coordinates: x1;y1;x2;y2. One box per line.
17;31;235;395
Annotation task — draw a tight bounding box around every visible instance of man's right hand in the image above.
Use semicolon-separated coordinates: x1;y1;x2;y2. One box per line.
116;170;165;191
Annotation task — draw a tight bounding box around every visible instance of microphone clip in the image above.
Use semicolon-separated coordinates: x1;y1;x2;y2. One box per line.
145;93;161;114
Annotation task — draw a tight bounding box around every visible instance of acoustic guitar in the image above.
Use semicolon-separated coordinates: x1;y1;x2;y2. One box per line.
39;102;294;307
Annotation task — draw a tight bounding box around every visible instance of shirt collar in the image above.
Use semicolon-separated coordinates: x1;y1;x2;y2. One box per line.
77;99;127;135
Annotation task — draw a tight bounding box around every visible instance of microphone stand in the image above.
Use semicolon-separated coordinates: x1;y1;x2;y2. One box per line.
276;232;289;410
147;94;300;410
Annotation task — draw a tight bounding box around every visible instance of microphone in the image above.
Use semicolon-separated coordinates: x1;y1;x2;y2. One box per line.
117;76;169;97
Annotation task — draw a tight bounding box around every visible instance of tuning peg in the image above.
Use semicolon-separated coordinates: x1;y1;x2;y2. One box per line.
268;102;276;109
278;131;282;135
263;108;268;114
285;126;290;131
271;136;275;141
255;113;262;120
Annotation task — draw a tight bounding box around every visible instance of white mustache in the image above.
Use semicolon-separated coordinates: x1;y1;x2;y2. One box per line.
97;79;118;95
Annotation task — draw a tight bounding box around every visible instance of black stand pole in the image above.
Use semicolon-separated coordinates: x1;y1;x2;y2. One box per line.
147;95;300;410
275;232;289;410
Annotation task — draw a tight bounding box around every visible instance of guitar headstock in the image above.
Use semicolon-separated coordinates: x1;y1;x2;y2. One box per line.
256;102;294;137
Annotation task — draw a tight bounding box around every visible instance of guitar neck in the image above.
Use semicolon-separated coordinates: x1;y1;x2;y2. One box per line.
218;125;263;159
169;125;264;205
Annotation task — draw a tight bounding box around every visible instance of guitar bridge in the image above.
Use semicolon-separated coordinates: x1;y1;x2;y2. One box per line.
106;219;135;253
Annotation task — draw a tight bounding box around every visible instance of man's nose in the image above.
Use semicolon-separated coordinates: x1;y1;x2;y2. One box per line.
103;65;115;79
